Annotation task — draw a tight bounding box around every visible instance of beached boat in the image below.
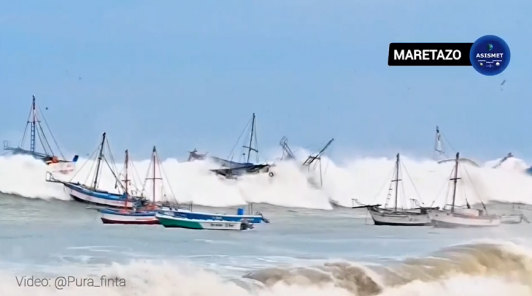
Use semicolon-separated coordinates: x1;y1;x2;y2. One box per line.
46;132;140;208
188;113;274;179
353;153;437;226
156;212;254;230
3;95;78;174
428;152;500;228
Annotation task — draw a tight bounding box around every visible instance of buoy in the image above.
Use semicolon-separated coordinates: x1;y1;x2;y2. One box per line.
268;172;274;177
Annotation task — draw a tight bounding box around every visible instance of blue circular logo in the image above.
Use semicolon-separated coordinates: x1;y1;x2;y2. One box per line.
470;35;510;76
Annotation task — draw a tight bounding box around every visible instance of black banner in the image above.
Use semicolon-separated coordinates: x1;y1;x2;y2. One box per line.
388;43;473;66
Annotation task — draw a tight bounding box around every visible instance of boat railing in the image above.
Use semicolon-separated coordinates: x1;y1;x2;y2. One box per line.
45;171;67;184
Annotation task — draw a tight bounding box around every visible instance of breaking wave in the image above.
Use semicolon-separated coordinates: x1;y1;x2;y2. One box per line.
0;149;532;209
3;242;532;295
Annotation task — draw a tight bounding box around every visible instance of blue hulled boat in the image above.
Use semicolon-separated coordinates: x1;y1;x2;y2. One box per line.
46;132;142;208
157;203;269;224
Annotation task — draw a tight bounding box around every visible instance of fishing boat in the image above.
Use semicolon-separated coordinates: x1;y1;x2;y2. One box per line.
46;132;140;208
433;126;479;167
100;147;167;225
352;153;437;226
428;152;501;228
156;212;254;231
188;113;274;179
158;202;269;224
3;95;78;174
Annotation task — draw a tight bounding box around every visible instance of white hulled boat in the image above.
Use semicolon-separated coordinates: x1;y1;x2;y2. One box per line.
429;152;500;228
353;153;437;226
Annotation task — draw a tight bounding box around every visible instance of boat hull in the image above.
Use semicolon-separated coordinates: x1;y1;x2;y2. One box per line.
369;208;431;226
100;209;158;225
500;214;523;224
65;183;135;209
159;209;266;223
156;213;246;230
429;210;501;228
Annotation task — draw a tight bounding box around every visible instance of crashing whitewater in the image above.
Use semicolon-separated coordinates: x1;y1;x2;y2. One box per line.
2;242;532;296
0;147;532;208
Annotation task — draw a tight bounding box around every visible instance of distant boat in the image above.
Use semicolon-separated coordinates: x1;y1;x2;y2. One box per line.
46;132;140;208
188;113;274;179
352;153;438;226
3;95;78;174
428;152;500;228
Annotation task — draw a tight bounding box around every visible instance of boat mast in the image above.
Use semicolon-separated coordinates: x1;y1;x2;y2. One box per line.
92;132;107;189
146;146;162;203
29;96;37;153
244;113;257;163
450;152;461;212
123;149;129;209
392;153;402;211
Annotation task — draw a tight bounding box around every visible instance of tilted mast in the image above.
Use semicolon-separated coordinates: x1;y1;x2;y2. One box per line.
242;113;258;163
92;132;107;189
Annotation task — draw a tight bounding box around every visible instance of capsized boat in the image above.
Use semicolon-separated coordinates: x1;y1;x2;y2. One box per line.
428;152;500;228
46;132;140;208
3;95;79;174
188;113;274;179
100;146;181;225
352;153;438;226
156;212;254;231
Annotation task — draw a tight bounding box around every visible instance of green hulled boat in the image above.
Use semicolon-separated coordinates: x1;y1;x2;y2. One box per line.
155;213;254;231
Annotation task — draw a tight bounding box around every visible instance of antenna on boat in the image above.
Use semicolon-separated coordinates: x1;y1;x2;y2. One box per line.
242;113;259;163
392;153;402;211
450;152;461;213
30;96;37;153
92;132;107;189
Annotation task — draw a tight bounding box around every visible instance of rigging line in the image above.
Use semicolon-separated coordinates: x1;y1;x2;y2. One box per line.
103;156;125;193
158;157;177;202
463;167;488;213
226;116;252;161
371;165;396;205
37;124;53;155
19;103;34;148
69;147;99;182
253;118;259;163
401;162;424;204
431;169;454;207
442;133;457;153
36;128;49;155
104;139;119;176
38;106;65;159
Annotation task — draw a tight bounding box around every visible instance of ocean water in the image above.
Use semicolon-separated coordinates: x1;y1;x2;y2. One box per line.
0;154;532;295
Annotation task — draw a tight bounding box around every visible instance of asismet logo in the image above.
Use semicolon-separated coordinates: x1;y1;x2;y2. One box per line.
470;35;510;76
